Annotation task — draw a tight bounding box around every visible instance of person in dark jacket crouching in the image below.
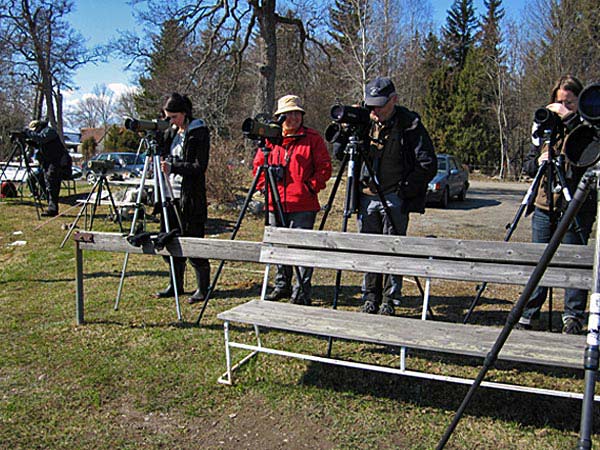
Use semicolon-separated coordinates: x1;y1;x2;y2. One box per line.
25;120;72;216
358;76;436;316
154;93;211;305
252;94;332;305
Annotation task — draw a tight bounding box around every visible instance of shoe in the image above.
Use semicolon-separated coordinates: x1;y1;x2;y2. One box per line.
378;303;395;316
187;290;206;305
291;296;312;306
154;285;176;298
562;317;583;335
360;300;379;314
265;288;291;301
41;210;58;217
392;298;402;307
514;322;532;331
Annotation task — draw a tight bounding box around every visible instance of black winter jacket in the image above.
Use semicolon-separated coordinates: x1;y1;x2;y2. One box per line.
160;118;210;228
364;106;437;213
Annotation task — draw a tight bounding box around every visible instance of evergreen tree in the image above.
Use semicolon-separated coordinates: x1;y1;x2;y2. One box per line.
448;48;495;168
134;20;193;118
441;0;478;70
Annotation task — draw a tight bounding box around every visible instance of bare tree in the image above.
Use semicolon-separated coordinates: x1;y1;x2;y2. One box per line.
0;0;101;135
119;0;324;116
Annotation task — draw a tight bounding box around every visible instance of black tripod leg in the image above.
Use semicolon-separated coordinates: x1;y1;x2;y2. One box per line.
89;177;105;230
318;154;348;231
60;176;102;248
103;178;124;232
265;168;308;302
463;163;546;324
326;154;356;356
195;167;265;326
436;170;594;450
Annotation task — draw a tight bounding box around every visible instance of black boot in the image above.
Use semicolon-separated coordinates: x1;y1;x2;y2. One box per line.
154;260;185;298
188;264;210;304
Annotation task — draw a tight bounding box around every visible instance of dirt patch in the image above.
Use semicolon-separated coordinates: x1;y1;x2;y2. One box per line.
115;394;336;450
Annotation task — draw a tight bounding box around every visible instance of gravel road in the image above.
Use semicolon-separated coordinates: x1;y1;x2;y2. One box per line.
409;179;532;242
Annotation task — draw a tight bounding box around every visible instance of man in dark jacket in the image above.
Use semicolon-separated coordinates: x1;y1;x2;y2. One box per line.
358;76;436;316
24;120;72;216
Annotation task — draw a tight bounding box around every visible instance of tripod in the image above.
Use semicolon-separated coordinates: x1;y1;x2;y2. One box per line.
0;136;45;218
463;154;586;325
437;166;599;449
60;166;124;248
195;139;306;325
114;135;185;321
318;133;430;355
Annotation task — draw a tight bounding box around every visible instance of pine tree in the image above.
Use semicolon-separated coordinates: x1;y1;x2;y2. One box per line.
441;0;478;70
134;20;193;118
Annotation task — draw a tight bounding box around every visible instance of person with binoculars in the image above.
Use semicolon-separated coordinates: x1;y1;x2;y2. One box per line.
22;120;72;217
516;75;596;334
356;76;436;316
252;94;332;305
153;92;211;305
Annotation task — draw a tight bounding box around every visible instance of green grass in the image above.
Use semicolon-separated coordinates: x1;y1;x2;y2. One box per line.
0;181;597;449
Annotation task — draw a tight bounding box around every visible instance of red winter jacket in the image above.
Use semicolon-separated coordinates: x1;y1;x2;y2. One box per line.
253;126;332;213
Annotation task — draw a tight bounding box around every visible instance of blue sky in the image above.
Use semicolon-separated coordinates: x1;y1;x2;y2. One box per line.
67;0;524;102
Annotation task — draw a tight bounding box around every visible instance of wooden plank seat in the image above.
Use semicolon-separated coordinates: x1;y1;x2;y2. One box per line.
74;230;262;324
217;227;596;400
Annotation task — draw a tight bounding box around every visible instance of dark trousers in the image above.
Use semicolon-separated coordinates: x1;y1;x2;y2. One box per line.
357;192;409;304
43;162;61;213
268;210;317;302
521;207;595;323
160;204;210;288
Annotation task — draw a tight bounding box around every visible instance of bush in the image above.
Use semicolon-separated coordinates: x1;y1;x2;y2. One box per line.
206;136;245;204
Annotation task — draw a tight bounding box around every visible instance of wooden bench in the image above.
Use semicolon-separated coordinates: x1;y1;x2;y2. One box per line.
217;226;597;400
74;230;262;324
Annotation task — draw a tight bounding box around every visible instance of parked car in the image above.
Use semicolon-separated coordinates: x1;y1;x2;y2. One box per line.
83;152;145;184
426;153;469;208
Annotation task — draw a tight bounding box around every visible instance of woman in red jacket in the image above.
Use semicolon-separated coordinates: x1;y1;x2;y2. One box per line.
253;95;332;305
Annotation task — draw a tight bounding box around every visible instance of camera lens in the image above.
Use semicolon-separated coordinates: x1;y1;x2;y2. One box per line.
579;83;600;124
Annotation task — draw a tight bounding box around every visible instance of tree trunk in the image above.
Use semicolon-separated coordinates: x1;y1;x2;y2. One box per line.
254;0;278;116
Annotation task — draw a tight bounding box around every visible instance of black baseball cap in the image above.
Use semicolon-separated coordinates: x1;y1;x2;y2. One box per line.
364;77;396;107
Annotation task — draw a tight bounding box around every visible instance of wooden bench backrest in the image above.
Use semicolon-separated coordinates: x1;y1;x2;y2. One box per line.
74;231;262;263
260;227;593;289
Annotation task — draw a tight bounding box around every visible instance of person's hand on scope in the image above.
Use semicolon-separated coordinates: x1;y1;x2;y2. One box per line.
537;150;552;165
546;87;578;119
160;158;172;176
546;102;572;119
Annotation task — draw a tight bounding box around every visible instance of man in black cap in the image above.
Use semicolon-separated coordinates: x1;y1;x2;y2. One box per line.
358;76;436;315
24;120;72;216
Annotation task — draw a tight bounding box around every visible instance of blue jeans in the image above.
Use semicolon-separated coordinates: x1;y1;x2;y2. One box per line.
357;192;409;304
268;210;317;302
521;207;595;323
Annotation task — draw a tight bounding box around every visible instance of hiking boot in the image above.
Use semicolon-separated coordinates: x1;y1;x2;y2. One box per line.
378;303;395;316
265;287;291;301
360;300;378;314
562;317;584;335
514;322;532;331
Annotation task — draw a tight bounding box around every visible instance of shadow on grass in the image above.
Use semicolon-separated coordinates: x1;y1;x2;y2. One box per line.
299;359;596;432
